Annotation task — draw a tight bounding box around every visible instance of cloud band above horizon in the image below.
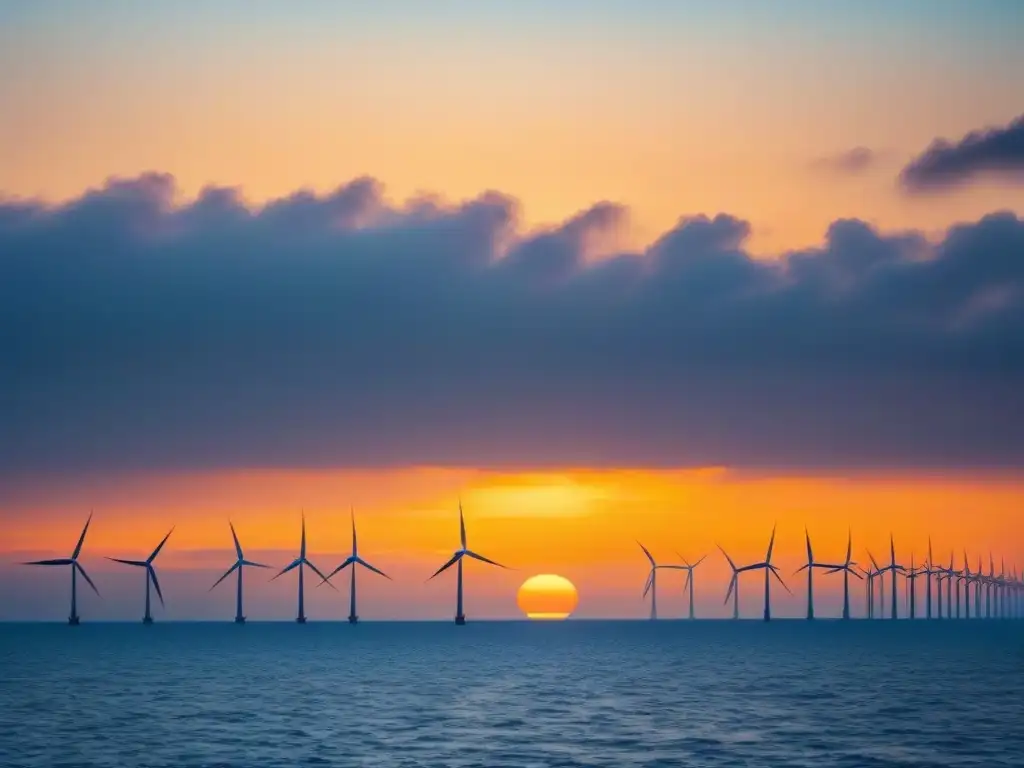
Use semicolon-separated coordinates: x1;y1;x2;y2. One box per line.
3;173;1024;474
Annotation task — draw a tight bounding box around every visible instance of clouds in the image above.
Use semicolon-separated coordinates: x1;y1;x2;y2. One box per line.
901;114;1024;192
2;173;1024;474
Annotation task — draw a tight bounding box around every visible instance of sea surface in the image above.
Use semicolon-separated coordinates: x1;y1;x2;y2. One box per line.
1;620;1022;768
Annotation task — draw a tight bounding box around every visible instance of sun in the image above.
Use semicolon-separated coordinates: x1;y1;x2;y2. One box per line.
517;574;579;620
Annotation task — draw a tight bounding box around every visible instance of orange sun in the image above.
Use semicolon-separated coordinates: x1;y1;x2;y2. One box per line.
517;574;579;620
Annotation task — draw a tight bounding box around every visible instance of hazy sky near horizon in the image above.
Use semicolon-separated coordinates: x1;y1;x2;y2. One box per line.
3;2;1024;619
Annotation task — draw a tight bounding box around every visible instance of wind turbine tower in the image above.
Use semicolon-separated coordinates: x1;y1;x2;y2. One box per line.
209;521;270;623
108;527;174;624
271;513;334;623
23;512;100;625
428;501;507;624
320;509;392;623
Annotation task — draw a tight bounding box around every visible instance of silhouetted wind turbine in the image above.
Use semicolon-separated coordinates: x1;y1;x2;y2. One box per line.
974;554;984;618
862;551;882;619
209;521;270;623
960;551;973;620
873;535;905;620
108;527;173;624
271;512;334;623
905;553;922;619
941;551;958;619
674;553;707;620
23;512;100;625
795;528;837;620
746;524;791;622
823;530;862;619
719;545;747;619
427;501;507;625
320;508;391;623
924;538;938;620
638;543;662;619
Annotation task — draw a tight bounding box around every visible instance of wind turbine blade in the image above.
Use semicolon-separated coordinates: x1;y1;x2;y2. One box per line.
675;551;689;567
890;534;896;565
74;562;101;595
24;558;74;566
107;557;147;567
805;528;812;563
849;568;864;581
72;512;93;560
229;521;243;560
465;550;506;569
684;570;692;590
718;544;737;571
356;557;391;580
795;564;810;574
209;562;240;591
868;551;880;570
693;554;707;568
148;527;174;562
241;559;271;568
427;552;462;581
846;529;852;564
300;511;307;559
637;541;656;567
304;560;338;590
770;567;792;595
271;559;301;581
766;523;777;562
148;566;165;606
459;500;467;550
724;574;736;604
643;571;653;597
351;507;357;555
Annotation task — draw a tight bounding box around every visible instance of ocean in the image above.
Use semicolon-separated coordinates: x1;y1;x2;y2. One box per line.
1;621;1022;768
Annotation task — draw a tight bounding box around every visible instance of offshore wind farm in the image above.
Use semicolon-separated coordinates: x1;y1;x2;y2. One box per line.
14;511;1024;624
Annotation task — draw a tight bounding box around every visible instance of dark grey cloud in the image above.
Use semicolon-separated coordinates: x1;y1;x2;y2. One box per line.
810;147;877;175
901;114;1024;192
3;173;1024;474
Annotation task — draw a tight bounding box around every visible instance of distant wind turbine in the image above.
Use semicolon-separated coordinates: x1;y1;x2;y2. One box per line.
905;553;922;619
960;551;973;620
719;545;746;620
209;521;270;623
639;543;661;620
427;501;507;625
873;535;905;620
108;527;174;624
747;524;791;622
271;512;334;623
674;553;707;620
823;530;862;620
795;528;843;620
320;508;392;623
23;512;100;625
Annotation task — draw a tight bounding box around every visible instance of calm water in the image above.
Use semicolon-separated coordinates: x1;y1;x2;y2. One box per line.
1;621;1022;768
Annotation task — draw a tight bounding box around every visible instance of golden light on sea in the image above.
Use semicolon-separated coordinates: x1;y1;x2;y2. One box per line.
517;574;579;620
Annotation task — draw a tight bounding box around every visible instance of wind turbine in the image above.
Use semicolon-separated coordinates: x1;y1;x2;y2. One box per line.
942;551;959;619
905;553;921;619
873;535;905;620
320;508;392;623
822;530;862;619
427;501;507;625
924;538;938;620
209;522;270;623
974;554;984;618
862;551;882;619
744;524;791;622
960;551;973;620
271;512;334;623
108;527;174;624
719;544;748;619
634;544;659;622
23;512;100;625
674;553;707;620
795;528;829;620
986;553;995;619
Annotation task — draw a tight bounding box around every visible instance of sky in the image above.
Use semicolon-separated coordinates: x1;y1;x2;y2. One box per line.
2;1;1023;620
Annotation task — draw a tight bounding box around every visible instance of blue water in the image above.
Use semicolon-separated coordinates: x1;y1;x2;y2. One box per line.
1;621;1022;768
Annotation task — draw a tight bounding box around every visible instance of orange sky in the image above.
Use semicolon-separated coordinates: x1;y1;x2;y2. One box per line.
3;467;1021;620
